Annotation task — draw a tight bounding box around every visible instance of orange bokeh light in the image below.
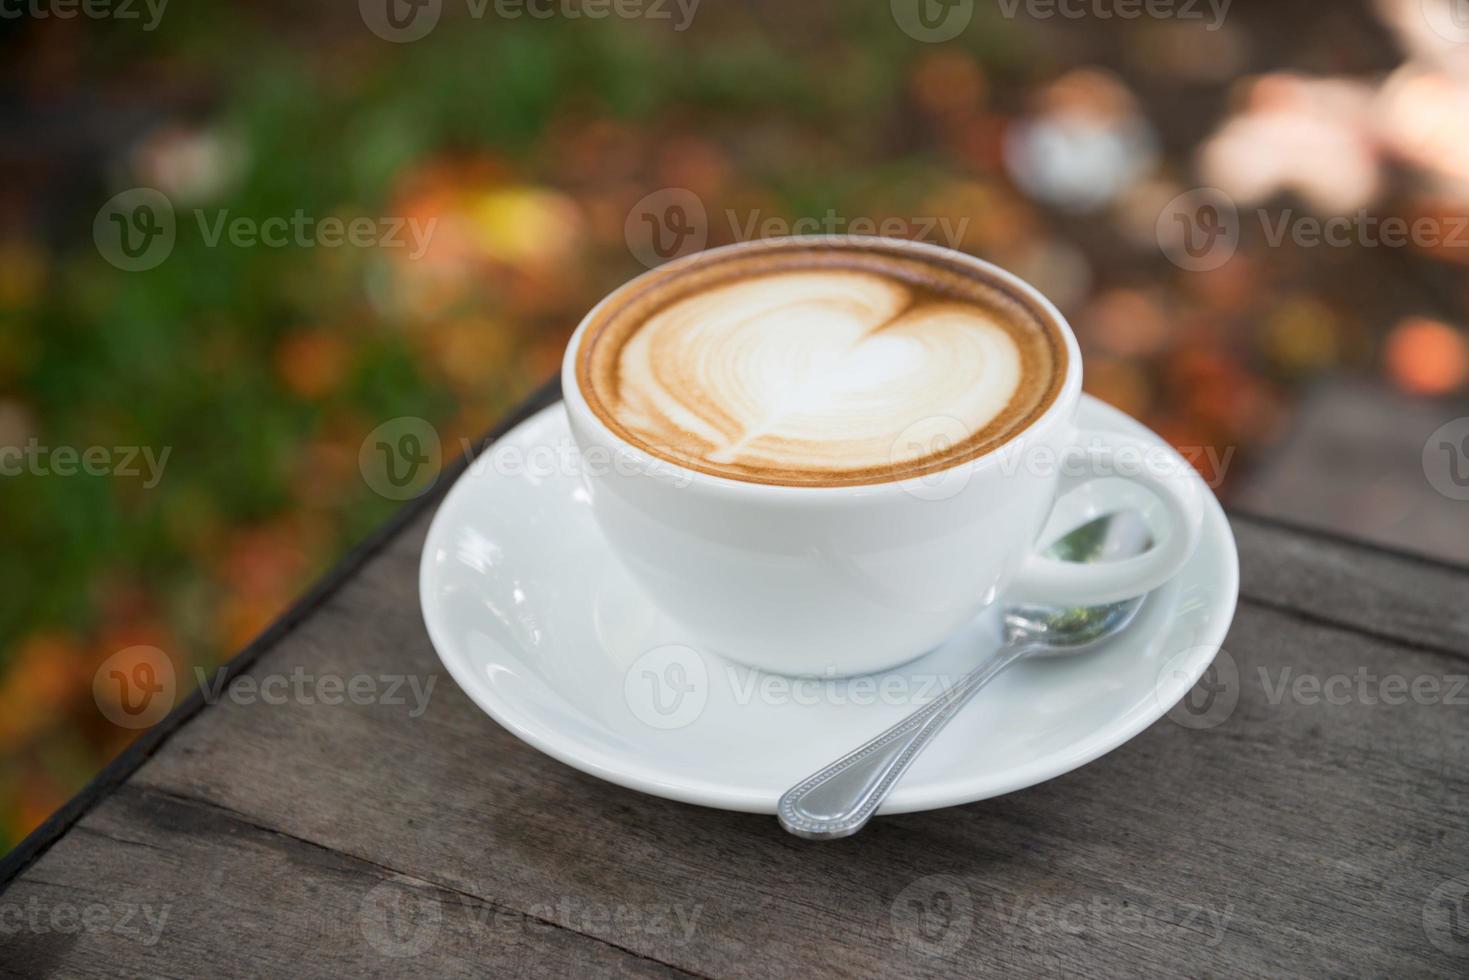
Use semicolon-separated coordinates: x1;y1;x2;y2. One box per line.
1384;316;1469;394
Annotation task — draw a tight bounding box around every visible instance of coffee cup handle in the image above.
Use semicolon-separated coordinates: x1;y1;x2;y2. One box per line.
1006;428;1206;606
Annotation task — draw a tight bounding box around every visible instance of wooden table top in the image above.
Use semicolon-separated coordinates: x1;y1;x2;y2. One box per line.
2;378;1466;978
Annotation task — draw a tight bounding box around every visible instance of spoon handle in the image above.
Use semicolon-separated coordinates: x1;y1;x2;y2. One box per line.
777;644;1032;839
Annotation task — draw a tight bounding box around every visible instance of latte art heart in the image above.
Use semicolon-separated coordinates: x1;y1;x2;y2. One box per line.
579;249;1065;486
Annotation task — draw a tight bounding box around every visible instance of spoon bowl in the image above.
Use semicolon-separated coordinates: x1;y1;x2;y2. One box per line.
1001;599;1146;656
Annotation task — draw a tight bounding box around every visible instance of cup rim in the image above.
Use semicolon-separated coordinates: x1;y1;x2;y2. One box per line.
560;235;1084;499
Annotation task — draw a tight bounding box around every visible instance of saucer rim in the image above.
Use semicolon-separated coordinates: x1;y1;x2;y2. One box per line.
419;394;1240;815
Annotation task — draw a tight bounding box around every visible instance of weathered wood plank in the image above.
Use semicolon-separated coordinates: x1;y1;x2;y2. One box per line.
1231;377;1469;567
1231;513;1469;659
79;503;1462;978
0;782;693;979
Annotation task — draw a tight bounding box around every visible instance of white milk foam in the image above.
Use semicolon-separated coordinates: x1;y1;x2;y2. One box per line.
612;269;1025;478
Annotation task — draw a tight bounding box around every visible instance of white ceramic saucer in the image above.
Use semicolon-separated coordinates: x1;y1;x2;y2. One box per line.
420;396;1239;815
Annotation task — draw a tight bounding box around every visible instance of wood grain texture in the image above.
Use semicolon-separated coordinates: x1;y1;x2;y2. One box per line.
0;783;691;979
1231;512;1469;660
2;385;1466;978
1232;377;1469;566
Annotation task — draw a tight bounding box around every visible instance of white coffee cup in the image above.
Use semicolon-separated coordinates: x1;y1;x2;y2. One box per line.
561;237;1204;677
